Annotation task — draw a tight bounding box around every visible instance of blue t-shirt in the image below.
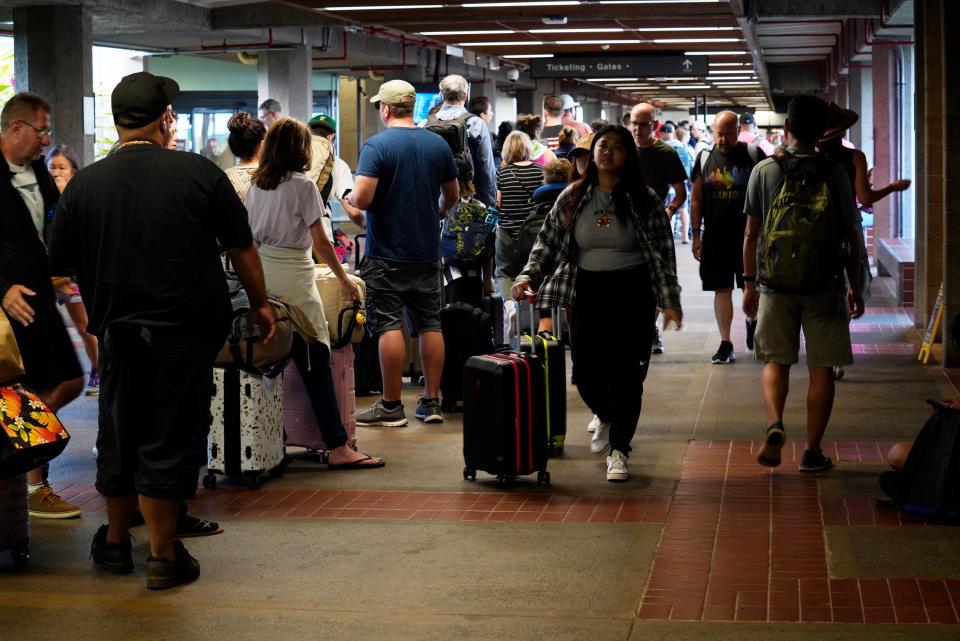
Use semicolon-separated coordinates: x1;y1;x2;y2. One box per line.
356;126;458;263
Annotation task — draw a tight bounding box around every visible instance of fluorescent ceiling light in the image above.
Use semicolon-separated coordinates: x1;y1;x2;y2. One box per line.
709;69;755;74
503;53;554;58
531;28;625;33
666;85;712;89
710;61;751;66
586;77;638;81
463;1;579;5
633;27;737;32
714;82;762;86
420;30;514;35
324;4;442;9
653;38;742;43
685;50;750;55
705;76;755;80
556;39;639;44
458;41;543;46
599;1;725;4
646;76;703;81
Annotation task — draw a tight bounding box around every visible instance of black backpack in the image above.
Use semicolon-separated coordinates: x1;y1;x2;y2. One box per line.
880;400;960;521
426;112;474;181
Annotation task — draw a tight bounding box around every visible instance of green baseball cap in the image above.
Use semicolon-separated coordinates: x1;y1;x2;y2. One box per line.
308;113;337;133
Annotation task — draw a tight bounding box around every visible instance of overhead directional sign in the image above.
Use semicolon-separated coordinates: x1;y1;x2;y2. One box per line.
530;53;708;79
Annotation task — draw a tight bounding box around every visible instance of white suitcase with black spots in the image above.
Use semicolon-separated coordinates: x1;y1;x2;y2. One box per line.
205;368;287;489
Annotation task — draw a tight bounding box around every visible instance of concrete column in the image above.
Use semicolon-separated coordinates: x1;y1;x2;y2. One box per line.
871;46;899;242
942;0;960;365
515;89;535;116
257;44;312;123
920;0;944;332
849;66;874;165
914;0;928;323
13;5;94;167
338;76;361;169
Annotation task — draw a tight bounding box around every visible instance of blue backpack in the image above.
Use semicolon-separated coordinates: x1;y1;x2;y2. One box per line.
441;198;495;267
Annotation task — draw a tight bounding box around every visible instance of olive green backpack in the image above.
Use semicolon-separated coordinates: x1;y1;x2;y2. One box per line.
758;153;846;293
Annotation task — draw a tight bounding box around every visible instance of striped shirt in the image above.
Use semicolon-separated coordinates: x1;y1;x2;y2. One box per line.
496;163;544;235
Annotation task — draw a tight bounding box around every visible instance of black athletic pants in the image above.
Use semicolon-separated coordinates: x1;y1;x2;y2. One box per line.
571;267;656;457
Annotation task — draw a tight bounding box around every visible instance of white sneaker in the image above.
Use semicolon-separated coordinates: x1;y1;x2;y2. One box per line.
606;449;628;482
586;415;602;433
590;420;610;454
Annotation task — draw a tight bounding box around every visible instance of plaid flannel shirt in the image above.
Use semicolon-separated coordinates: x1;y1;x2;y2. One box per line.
516;182;681;311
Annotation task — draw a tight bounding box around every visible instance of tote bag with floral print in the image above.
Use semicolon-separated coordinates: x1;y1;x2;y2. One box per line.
0;384;70;479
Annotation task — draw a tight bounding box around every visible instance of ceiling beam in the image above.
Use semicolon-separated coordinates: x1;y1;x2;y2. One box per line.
211;2;334;29
751;0;884;18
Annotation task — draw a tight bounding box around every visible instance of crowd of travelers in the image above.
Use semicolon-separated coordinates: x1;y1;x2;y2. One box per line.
0;66;913;589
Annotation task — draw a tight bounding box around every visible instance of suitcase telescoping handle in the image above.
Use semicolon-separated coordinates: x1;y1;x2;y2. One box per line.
524;291;537;338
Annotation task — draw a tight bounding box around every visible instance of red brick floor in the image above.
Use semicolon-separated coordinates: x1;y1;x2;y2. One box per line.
637;440;960;624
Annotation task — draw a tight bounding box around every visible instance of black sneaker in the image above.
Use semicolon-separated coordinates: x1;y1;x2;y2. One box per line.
757;422;785;467
90;524;134;574
414;397;443;424
711;341;735;364
146;540;200;590
799;449;834;472
652;326;664;354
745;318;757;351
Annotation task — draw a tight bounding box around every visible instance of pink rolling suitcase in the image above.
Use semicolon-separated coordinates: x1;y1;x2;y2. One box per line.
282;346;356;451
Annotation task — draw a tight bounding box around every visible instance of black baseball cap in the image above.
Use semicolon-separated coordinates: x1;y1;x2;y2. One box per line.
741;112;756;126
111;72;179;128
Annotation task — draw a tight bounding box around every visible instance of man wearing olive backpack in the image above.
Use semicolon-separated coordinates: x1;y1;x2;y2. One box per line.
742;95;864;473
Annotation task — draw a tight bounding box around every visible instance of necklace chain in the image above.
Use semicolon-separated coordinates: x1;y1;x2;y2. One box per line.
117;140;158;149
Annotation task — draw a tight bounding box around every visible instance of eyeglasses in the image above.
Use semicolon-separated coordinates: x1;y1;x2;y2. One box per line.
629;120;654;129
373;101;382;111
15;120;53;137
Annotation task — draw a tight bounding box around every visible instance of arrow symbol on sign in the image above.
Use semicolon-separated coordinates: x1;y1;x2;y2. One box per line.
682;59;693;71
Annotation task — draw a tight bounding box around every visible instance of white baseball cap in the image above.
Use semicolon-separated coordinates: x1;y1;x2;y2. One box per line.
560;94;580;110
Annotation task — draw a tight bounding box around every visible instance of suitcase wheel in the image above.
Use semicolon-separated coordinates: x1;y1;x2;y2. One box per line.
463;467;476;482
11;542;29;568
537;471;551;486
202;473;217;490
247;474;263;490
496;474;510;487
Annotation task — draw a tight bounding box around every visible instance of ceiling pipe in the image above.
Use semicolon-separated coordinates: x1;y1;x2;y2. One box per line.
313;30;348;62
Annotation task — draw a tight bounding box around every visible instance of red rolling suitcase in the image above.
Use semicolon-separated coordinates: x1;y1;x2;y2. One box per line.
462;351;550;486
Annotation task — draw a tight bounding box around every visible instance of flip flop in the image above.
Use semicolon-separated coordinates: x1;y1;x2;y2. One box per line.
327;456;386;470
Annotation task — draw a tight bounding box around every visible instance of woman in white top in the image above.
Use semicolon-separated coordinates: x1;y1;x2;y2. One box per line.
223;112;264;202
245;117;383;469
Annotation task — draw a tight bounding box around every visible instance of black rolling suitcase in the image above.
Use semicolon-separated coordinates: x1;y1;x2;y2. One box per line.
518;331;567;455
440;302;494;411
484;293;505;347
352;232;383;396
462;351;550;486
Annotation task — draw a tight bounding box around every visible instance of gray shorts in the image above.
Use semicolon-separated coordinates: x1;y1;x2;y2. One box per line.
360;257;442;335
754;286;853;368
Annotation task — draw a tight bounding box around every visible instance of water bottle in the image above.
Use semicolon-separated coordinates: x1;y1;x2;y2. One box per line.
484;205;500;226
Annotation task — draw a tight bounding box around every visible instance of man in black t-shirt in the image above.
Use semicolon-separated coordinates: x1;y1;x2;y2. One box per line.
691;111;765;365
48;72;275;590
629;102;688;354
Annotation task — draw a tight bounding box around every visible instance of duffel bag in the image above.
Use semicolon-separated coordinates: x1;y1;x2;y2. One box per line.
315;265;366;349
214;272;317;377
